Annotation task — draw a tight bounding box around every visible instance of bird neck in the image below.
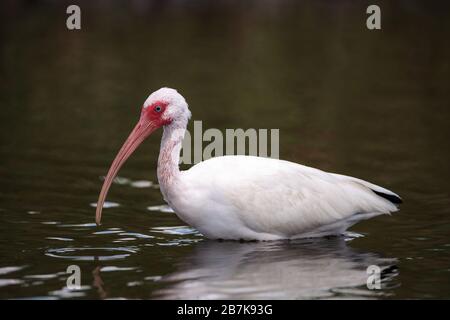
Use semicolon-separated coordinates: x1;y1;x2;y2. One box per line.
157;121;186;191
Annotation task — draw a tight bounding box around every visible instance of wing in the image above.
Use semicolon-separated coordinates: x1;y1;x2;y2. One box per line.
179;156;400;238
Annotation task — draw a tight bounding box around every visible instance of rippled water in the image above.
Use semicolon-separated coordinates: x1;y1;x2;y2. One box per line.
1;1;450;299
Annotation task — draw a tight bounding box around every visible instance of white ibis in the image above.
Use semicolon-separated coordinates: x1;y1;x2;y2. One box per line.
95;88;402;240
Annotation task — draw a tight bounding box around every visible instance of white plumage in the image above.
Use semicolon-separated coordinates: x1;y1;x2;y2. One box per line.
164;155;399;240
96;87;401;240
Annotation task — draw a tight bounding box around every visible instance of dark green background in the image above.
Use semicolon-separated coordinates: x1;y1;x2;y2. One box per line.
0;0;449;299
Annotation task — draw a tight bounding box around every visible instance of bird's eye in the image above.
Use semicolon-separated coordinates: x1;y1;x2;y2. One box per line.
154;105;162;113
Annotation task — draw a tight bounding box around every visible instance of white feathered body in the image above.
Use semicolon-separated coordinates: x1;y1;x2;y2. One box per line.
160;156;399;240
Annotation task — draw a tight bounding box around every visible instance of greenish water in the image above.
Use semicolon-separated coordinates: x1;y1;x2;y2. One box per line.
0;1;449;299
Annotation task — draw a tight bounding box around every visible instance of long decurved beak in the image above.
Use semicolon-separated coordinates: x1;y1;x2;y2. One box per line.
95;118;157;225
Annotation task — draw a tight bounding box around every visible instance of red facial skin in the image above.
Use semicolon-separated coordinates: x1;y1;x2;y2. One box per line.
95;100;171;225
142;101;171;127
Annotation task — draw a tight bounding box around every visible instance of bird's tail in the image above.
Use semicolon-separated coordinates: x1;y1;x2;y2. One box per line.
332;173;402;206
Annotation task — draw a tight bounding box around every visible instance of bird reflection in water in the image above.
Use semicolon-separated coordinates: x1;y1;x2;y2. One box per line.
92;265;108;299
153;237;399;299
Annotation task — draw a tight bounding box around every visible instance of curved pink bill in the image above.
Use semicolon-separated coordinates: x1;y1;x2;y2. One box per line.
95;119;156;225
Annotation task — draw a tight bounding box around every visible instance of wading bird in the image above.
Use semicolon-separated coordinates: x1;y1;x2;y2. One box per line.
95;88;401;240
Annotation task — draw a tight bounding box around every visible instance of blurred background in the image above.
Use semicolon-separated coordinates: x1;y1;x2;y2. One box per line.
0;0;449;299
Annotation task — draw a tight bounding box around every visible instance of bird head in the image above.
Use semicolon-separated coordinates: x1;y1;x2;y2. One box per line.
95;87;190;225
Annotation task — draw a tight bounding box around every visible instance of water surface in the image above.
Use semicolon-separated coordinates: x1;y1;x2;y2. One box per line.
0;1;449;299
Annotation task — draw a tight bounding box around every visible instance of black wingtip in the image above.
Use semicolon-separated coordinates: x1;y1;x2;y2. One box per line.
372;190;403;205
